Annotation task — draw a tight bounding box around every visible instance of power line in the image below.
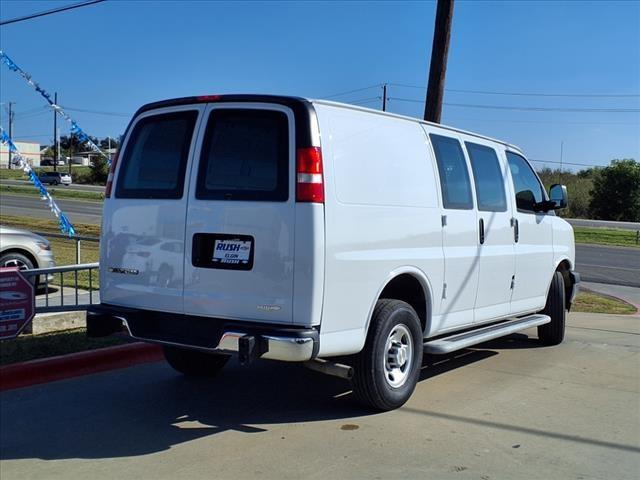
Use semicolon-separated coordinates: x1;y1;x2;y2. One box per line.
389;82;640;98
12;134;51;139
323;84;382;99
62;106;131;117
446;116;639;126
389;97;640;113
529;159;606;168
0;0;107;26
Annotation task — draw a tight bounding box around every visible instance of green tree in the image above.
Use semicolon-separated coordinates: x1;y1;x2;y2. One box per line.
589;159;640;221
88;154;109;184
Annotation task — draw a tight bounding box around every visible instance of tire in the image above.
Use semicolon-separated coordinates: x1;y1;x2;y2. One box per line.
163;345;230;378
538;271;566;346
53;180;59;186
351;299;423;411
0;252;37;287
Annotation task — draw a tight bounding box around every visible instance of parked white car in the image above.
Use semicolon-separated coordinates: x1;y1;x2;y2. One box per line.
89;95;579;410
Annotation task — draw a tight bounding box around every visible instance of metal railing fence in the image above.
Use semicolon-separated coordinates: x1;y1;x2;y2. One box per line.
22;263;99;313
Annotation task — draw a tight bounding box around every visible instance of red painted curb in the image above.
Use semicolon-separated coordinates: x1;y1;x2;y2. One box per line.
0;343;164;392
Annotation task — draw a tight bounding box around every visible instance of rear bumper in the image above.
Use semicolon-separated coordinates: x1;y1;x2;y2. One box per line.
87;304;318;363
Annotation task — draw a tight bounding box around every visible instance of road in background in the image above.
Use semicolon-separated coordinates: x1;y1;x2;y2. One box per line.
575;244;640;288
1;179;105;193
1;313;637;479
0;193;102;225
566;218;640;231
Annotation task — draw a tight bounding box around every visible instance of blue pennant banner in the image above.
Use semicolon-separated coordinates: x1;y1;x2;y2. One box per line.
1;128;76;237
0;50;110;165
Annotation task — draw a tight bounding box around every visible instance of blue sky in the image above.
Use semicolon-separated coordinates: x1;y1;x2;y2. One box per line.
1;0;638;171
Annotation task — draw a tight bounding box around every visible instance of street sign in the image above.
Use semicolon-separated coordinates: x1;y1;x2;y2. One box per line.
0;267;35;340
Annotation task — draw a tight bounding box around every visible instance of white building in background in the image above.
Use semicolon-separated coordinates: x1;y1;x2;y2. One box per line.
0;141;42;168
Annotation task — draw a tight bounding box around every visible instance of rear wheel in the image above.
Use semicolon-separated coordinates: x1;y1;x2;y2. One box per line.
538;271;566;346
163;346;230;378
351;299;423;411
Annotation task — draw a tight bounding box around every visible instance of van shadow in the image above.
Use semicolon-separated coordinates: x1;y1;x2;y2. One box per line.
1;334;529;461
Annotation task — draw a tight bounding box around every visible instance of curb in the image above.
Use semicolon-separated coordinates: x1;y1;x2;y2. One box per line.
0;343;163;392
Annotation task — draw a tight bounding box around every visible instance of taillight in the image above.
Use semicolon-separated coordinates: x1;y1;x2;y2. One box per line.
105;149;119;198
296;147;324;203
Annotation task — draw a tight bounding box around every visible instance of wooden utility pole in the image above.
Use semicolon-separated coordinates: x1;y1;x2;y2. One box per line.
424;0;454;123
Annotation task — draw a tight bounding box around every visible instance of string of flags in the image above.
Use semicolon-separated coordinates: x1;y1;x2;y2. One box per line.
0;50;111;165
1;128;76;237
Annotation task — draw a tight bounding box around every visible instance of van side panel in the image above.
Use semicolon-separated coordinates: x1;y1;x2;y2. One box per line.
314;103;444;356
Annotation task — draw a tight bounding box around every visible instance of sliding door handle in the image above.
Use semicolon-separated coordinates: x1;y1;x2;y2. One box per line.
513;218;519;243
479;218;485;245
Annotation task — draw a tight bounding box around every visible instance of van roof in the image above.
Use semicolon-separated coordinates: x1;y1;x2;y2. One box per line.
135;94;524;155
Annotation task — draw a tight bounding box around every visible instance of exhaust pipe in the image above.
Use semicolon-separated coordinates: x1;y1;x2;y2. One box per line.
304;358;354;380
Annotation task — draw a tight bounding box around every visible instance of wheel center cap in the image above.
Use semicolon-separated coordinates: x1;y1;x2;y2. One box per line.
388;342;408;369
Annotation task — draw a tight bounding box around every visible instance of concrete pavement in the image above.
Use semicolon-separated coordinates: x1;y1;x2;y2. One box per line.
1;312;638;479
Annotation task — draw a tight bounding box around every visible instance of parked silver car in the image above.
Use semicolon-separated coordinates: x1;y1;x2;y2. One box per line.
38;171;72;186
0;226;56;286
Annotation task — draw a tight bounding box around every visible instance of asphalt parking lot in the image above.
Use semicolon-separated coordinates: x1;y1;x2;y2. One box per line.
1;312;639;480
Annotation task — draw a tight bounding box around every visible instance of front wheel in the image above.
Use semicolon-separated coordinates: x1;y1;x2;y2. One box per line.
351;299;423;411
163;346;230;378
538;271;566;346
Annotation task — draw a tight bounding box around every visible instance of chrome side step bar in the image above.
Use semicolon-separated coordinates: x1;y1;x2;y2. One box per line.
424;314;551;355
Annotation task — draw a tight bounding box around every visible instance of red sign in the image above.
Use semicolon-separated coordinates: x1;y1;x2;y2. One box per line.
0;267;35;340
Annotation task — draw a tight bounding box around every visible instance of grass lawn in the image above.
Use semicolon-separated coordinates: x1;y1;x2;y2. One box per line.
572;290;637;315
0;166;93;180
0;328;129;366
0;184;103;201
574;226;639;248
0;214;100;290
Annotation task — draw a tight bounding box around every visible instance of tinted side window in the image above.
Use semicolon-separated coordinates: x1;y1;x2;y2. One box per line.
196;109;289;201
430;134;473;210
116;111;197;199
465;142;507;212
506;152;545;212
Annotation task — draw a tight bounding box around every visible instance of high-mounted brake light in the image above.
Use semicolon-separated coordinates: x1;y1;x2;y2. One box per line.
197;95;221;102
105;149;119;198
296;147;324;203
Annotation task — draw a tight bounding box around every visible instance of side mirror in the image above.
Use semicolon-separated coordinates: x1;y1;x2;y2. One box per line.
549;184;568;209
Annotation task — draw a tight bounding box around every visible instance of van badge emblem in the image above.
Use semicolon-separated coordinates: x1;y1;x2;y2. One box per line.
257;305;281;312
108;267;139;275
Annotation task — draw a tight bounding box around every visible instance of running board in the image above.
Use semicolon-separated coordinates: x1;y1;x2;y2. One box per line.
424;314;551;355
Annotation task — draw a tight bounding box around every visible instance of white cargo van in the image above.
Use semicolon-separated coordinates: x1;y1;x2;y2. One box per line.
88;95;580;410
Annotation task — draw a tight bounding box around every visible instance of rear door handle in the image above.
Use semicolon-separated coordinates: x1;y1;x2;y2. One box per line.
479;218;485;245
513;218;519;243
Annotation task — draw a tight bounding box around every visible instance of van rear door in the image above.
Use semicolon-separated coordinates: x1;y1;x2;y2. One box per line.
183;103;297;324
100;105;204;313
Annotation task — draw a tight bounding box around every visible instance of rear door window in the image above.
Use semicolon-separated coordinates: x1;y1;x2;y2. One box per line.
465;142;508;212
116;111;198;199
196;109;289;201
430;134;474;210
